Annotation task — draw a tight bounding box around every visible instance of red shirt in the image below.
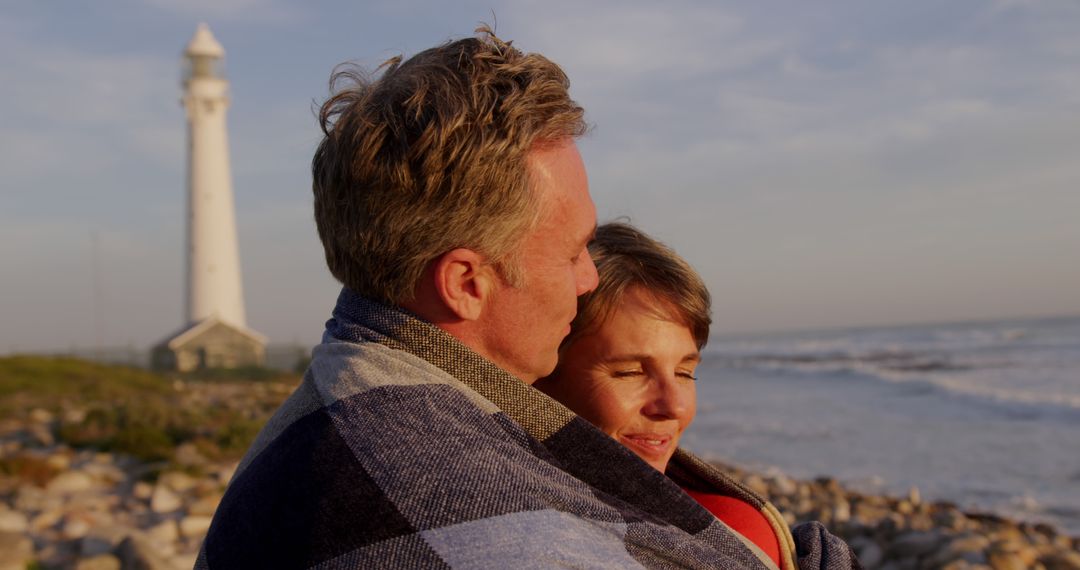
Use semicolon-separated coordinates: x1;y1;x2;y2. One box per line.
683;488;782;568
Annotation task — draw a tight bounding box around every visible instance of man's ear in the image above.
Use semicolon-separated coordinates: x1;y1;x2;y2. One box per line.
432;248;495;321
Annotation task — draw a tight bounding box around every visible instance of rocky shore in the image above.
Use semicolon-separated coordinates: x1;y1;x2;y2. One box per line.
717;463;1080;570
1;362;1078;569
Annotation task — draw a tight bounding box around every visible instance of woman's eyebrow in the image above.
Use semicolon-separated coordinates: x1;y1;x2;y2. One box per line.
602;352;701;364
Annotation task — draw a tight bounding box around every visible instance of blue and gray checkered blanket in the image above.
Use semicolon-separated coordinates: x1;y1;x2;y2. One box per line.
198;289;860;569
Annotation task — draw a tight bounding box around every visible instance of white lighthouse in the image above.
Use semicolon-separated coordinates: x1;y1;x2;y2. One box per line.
153;23;265;371
183;23;246;327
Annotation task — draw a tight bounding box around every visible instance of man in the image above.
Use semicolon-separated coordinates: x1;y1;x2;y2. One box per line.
199;29;859;569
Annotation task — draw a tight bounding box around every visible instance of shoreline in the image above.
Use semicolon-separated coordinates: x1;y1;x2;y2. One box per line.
0;365;1077;568
712;460;1080;569
1;442;1077;569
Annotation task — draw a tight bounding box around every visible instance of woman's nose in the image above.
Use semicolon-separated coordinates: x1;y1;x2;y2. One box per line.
642;376;692;421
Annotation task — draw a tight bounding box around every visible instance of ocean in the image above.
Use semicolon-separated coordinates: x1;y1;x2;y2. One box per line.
682;315;1080;535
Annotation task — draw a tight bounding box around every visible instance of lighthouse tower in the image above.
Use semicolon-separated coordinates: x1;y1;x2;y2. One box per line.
153;24;265;371
183;23;246;327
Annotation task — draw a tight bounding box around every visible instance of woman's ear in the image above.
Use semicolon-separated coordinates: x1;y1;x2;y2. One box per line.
432;248;495;321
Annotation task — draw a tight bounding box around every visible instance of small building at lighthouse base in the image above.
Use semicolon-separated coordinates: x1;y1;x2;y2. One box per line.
151;317;267;372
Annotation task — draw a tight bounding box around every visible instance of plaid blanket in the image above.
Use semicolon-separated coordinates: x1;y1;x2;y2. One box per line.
198;289;860;569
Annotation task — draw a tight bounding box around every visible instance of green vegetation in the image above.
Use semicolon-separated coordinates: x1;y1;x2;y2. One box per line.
0;356;299;463
0;356;170;405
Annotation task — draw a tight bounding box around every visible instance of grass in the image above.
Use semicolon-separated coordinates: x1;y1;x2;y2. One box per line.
0;356;170;404
0;356;299;463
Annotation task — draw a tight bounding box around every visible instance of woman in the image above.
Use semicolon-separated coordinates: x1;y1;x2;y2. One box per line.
536;222;790;569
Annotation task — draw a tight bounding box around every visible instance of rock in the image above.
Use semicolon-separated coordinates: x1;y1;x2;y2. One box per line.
933;507;970;531
63;407;88;424
852;501;890;525
879;559;918;570
187;493;223;517
0;531;35;570
174;443;208;467
907;512;935;532
940;560;992;570
215;462;238;485
770;473;797;496
133;480;154;500
80;524;131;557
61;516;92;540
831;498;851;524
65;492;117;515
13;484;45;511
91;451;115;464
1042;551;1080;570
743;474;769;496
30;508;64;532
46;470;95;494
82;461;125;485
30;407;55;423
28;423;55;446
45;451;72;471
36;539;82;567
117;533;179;570
146;519;180;545
852;538;884;567
924;533;990;567
193;477;220;497
0;509;28;533
0;439;22;456
179;515;212;538
169;553;199;569
150;485;183;513
888;530;944;558
1049;533;1073;550
825;478;847;498
987;538;1039;570
987;551;1029;570
878;512;908;534
159;471;197;493
75;554;122;570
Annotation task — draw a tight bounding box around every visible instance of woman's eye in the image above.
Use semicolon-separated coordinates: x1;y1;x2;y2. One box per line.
677;371;698;381
612;369;644;378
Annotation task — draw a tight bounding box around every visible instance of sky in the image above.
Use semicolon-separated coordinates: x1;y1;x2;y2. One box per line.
2;1;1079;353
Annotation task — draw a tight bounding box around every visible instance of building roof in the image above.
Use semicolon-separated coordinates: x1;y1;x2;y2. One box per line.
185;23;225;58
155;316;267;350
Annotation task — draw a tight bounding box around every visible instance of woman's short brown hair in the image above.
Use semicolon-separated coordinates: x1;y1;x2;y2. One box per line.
312;27;587;306
565;222;712;350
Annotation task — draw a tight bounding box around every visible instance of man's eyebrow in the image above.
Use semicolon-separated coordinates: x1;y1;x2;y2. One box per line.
582;224;597;247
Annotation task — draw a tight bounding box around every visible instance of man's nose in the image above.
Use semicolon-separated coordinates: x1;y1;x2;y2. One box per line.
576;253;599;296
